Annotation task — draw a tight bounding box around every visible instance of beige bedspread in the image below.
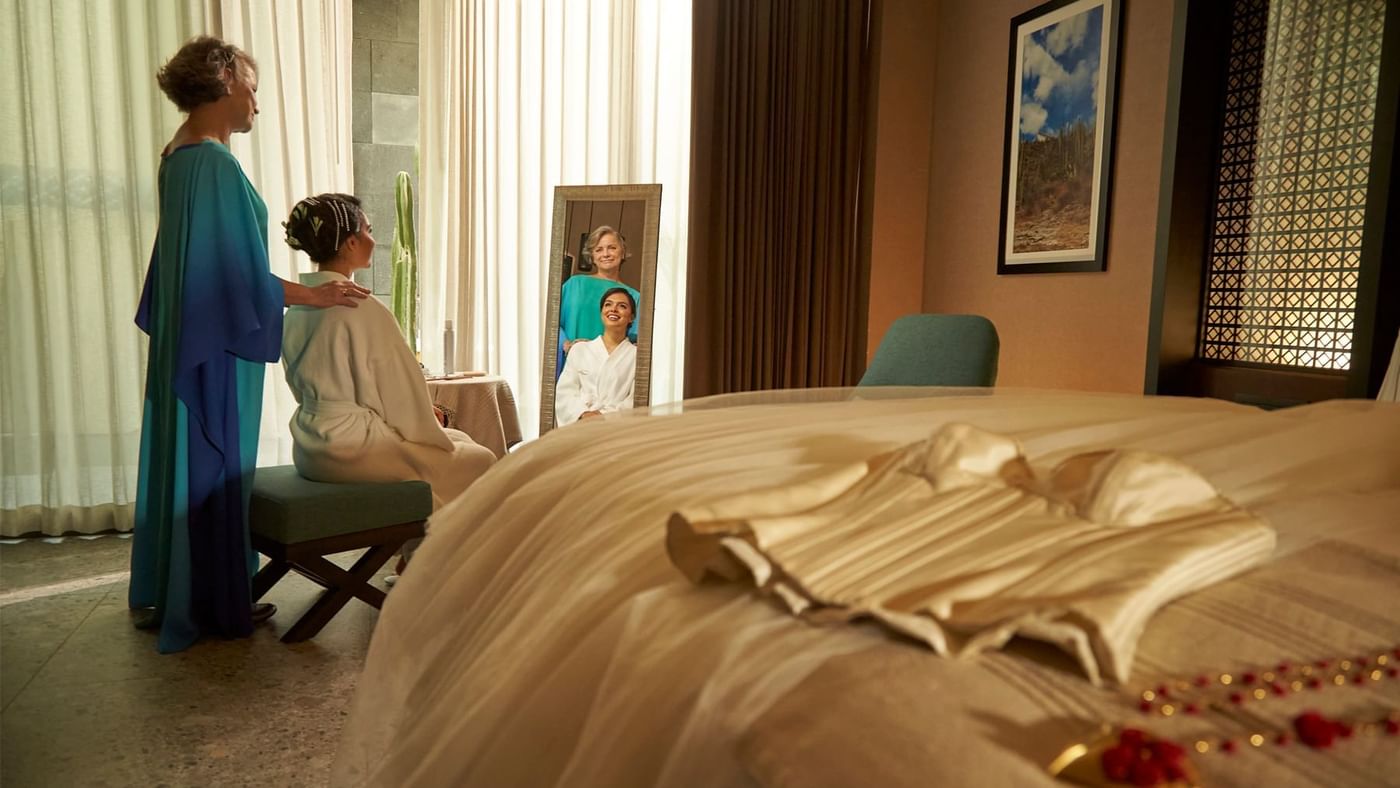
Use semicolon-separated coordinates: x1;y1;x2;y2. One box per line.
333;389;1400;787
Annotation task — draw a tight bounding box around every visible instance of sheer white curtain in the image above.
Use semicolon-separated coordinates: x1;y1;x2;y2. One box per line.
1;0;206;536
419;0;692;437
212;0;354;465
0;0;350;536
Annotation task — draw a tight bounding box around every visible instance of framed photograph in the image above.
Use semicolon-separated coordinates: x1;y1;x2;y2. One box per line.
997;0;1122;274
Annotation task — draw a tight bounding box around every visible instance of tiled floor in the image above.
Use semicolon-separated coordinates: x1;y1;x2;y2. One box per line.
1;535;388;787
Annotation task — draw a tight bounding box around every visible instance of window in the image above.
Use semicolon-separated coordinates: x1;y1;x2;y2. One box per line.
1197;0;1387;371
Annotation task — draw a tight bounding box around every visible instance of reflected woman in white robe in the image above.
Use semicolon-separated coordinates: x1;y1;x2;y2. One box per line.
555;288;637;426
280;193;495;512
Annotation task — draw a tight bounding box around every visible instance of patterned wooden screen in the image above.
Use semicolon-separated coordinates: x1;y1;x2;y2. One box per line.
1198;0;1387;370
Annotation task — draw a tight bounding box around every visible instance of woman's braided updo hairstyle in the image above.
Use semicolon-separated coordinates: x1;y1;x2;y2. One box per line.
156;36;257;113
283;193;365;264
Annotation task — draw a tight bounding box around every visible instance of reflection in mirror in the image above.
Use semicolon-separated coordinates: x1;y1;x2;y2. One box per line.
540;185;662;435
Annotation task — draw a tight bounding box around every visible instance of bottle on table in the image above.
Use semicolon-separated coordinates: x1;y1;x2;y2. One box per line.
443;320;455;375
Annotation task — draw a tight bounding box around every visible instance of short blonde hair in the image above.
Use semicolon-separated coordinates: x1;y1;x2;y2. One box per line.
586;225;630;262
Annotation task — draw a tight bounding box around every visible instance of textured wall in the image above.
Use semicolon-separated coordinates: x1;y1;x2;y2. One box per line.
864;0;939;363
351;0;419;305
920;0;1177;392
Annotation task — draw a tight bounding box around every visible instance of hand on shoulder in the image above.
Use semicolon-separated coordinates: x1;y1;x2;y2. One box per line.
305;279;371;309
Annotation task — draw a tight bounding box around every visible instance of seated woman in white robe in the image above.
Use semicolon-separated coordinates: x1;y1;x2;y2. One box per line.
279;193;495;514
555;287;638;426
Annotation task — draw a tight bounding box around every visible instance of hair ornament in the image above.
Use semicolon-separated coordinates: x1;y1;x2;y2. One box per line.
205;47;235;67
282;221;303;250
330;200;345;251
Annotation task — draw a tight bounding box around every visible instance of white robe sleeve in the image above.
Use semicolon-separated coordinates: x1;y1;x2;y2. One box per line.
366;304;454;451
595;342;636;414
555;342;591;426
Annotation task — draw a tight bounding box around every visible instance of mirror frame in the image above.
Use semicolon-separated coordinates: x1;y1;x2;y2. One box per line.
539;184;663;436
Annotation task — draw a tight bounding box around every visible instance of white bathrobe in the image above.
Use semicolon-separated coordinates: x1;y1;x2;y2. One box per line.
281;271;494;510
555;337;637;426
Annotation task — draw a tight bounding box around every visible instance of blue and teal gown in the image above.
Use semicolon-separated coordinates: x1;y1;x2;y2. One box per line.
131;141;284;653
557;275;641;379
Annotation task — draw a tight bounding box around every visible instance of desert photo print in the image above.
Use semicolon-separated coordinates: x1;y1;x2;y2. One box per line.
999;0;1119;273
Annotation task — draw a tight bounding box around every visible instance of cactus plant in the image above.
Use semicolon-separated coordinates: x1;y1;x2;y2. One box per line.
390;171;418;352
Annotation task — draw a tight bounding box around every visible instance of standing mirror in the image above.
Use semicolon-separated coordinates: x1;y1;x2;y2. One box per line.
540;184;662;435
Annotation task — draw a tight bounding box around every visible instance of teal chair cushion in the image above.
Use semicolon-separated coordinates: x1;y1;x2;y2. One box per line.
858;314;999;387
250;466;433;544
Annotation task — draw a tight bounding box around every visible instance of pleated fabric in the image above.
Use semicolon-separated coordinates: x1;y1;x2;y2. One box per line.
668;423;1275;685
685;0;870;397
130;141;284;653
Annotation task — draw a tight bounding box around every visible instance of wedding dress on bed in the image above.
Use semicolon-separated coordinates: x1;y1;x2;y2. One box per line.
668;423;1275;685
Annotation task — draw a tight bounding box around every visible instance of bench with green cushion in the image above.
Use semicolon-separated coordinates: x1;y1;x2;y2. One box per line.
249;466;431;643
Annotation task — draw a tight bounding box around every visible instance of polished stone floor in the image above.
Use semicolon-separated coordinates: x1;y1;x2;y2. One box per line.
1;534;388;787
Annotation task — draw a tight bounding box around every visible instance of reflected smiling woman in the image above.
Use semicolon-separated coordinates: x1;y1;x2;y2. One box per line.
555;288;638;426
557;226;641;379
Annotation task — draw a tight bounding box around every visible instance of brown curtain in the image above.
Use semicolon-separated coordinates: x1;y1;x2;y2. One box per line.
685;0;871;398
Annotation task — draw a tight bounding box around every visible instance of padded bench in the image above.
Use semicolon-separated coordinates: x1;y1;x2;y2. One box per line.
249;466;431;643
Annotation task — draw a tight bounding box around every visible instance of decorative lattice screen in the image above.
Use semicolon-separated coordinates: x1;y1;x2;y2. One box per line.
1198;0;1386;370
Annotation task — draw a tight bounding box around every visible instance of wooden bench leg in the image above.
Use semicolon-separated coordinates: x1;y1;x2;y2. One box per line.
252;559;291;602
280;541;403;643
288;563;332;589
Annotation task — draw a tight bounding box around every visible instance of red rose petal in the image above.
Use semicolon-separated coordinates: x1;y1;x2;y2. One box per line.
1294;712;1337;749
1101;744;1136;781
1150;740;1182;759
1130;758;1166;787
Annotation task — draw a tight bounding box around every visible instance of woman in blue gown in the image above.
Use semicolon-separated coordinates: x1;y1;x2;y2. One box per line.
557;226;641;379
131;37;368;653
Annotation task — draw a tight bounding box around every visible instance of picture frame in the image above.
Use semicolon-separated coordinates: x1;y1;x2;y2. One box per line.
997;0;1122;275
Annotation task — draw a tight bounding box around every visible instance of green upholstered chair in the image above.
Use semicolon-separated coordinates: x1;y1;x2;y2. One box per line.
858;314;1000;387
249;466;431;643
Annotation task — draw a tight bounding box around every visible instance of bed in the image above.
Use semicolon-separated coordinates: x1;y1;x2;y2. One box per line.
332;388;1400;787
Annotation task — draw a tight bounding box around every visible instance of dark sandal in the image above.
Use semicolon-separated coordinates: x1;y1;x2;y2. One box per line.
252;602;277;624
132;608;160;630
